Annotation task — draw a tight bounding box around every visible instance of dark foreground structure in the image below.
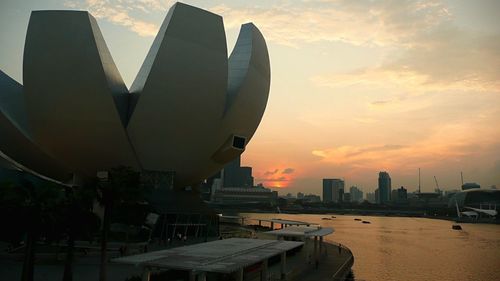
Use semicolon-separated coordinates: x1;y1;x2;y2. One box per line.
0;2;272;281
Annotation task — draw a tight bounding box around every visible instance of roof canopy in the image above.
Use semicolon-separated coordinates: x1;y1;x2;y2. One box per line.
254;218;314;226
113;238;303;274
265;226;334;238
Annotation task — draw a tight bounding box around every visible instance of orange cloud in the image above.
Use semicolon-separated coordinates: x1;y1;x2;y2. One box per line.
255;167;297;188
311;120;499;174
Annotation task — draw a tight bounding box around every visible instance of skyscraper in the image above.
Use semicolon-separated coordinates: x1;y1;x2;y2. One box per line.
378;171;392;204
323;178;344;203
349;186;364;202
223;156;254;188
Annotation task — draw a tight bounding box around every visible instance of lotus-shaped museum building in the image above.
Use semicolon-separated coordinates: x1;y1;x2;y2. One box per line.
0;2;270;187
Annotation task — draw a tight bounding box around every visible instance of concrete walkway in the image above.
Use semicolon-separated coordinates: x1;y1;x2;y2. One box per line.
255;233;354;281
0;236;353;281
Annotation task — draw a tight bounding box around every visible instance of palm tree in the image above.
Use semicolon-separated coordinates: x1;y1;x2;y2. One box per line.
96;166;143;281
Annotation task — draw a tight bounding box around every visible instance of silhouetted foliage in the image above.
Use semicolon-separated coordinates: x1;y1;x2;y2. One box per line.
59;185;100;281
0;177;64;281
96;166;150;281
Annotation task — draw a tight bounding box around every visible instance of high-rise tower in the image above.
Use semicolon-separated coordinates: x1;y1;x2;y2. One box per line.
378;172;392;204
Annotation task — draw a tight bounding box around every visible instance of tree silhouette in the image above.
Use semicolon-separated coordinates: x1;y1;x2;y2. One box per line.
0;177;64;281
59;185;100;281
96;166;146;281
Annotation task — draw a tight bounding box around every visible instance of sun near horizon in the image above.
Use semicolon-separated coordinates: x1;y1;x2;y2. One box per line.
1;0;499;195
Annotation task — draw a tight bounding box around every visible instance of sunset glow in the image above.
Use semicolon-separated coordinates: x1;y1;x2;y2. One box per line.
1;0;499;195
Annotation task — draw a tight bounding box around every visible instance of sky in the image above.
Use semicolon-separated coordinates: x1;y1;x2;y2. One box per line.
1;0;499;196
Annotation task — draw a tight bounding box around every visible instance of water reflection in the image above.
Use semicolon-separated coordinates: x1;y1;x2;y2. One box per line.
241;213;500;281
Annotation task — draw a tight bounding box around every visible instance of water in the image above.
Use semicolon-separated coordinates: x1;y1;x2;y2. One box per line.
241;213;500;281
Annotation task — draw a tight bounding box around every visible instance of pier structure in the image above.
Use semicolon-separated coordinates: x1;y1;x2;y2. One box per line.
265;226;334;267
112;238;302;281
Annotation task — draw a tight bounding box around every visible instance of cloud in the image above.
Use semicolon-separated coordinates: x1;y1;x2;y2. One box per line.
312;144;407;164
311;115;500;173
256;167;298;188
65;0;165;37
66;0;453;49
311;26;500;93
370;100;392;106
282;168;295;174
211;0;450;47
261;176;288;182
263;169;279;176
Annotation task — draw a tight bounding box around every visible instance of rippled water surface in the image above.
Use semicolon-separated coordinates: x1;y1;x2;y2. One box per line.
242;213;500;281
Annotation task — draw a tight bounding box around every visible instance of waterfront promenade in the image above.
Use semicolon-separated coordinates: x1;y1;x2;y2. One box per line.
0;232;354;281
255;232;353;281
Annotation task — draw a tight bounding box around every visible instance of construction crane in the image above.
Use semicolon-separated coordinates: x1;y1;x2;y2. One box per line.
434;176;440;193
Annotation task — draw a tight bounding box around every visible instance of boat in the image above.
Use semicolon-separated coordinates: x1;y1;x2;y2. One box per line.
331;216;336;218
322;217;332;220
354;218;361;221
452;224;462;230
362;221;371;224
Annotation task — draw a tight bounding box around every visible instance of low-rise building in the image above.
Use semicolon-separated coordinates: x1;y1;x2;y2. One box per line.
391;186;408;204
349;186;364;202
212;186;278;205
366;192;376;203
303;194;321;203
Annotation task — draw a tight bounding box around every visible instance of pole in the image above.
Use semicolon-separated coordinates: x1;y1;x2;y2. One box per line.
280;252;287;280
313;236;318;268
237;268;244;281
142;267;151;281
418;168;421;193
261;259;269;281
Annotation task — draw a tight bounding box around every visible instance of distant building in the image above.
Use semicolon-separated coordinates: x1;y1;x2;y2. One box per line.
210;177;223;201
461;182;480;191
391;186;407;203
434;188;443;196
366;192;376;203
223;156;254;188
297;192;304;199
375;188;380;204
349;186;364;202
378;172;392;204
343;193;351;202
448;189;500;208
323;178;345;203
212;186;278;205
407;191;419;199
444;189;460;197
303;194;321;203
391;190;397;201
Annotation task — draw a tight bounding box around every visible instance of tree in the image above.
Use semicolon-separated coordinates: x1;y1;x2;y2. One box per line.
60;185;100;281
0;177;64;281
96;166;145;281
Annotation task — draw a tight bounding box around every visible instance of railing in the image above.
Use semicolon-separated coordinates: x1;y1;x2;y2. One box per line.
330;242;354;281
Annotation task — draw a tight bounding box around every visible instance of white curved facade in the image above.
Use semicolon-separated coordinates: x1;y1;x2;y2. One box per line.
0;2;270;187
